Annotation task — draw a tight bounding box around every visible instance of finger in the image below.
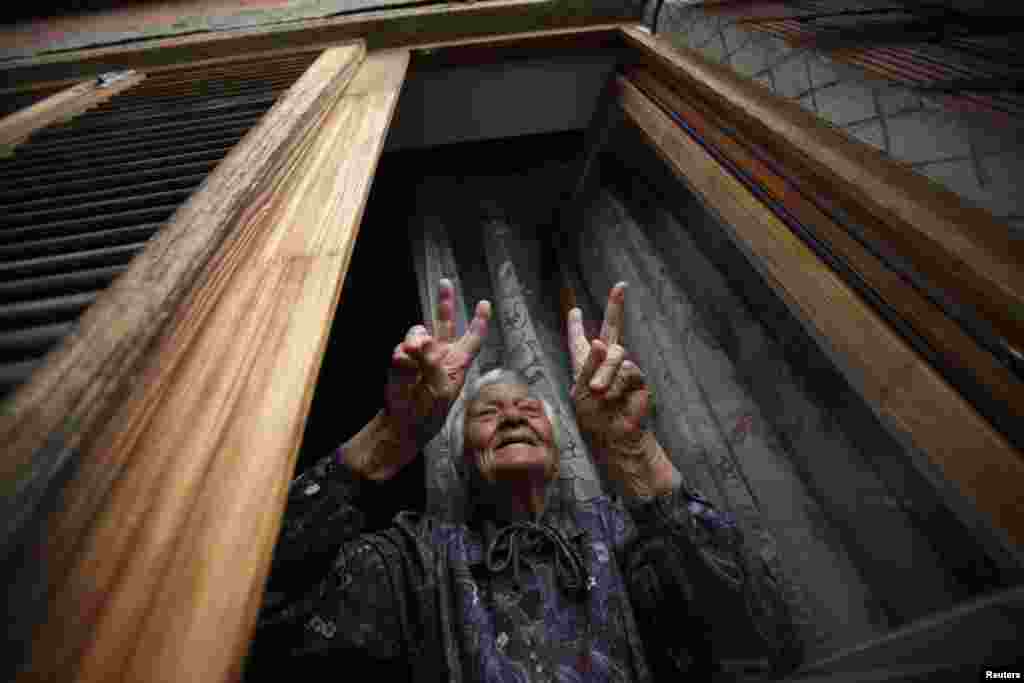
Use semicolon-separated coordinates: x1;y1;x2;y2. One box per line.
567;308;590;379
404;324;428;346
454;300;491;360
576;338;606;390
391;343;419;373
619;360;647;393
404;335;447;387
606;359;645;401
590;343;626;394
599;281;627;346
434;278;456;343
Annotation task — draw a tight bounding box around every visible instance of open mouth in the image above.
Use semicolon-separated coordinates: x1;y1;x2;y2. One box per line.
493;431;540;451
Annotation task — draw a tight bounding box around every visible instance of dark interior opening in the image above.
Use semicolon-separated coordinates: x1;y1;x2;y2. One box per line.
296;129;586;476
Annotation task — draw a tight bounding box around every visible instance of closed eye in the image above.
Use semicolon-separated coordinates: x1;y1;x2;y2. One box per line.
519;401;543;415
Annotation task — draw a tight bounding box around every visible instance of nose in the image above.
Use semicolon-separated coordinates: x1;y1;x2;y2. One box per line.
498;404;528;425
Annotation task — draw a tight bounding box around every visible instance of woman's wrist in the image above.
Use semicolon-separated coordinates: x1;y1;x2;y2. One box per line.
340;410;419;481
598;431;681;501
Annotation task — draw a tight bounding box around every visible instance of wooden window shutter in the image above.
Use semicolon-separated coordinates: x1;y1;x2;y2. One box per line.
0;48;323;398
0;41;414;683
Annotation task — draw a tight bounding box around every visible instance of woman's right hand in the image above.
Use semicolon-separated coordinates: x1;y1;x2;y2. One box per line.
384;278;491;448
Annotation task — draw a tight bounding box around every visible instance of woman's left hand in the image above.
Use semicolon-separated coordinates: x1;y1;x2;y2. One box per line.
567;283;678;499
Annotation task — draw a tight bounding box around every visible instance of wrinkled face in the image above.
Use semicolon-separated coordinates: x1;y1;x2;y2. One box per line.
464;382;558;485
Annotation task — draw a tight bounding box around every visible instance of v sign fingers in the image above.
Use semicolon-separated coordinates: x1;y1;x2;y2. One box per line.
385;284;489;449
434;278;457;343
574;338;607;395
599;281;627;346
567;307;590;381
453;299;491;361
590;342;626;394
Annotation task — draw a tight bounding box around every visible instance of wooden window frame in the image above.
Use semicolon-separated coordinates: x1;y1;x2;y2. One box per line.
1;16;1021;681
617;26;1024;567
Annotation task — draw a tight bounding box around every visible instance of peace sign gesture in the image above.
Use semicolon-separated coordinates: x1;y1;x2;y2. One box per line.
385;279;491;447
568;283;676;499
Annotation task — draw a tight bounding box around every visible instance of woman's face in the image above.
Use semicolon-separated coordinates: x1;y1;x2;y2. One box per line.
464;382;558;485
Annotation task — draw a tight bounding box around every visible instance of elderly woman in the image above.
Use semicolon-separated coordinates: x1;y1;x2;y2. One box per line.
247;281;799;682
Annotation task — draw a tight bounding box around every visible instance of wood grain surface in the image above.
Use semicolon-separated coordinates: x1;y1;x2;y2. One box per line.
5;42;376;683
615;74;1024;558
625;66;1024;450
621;26;1024;368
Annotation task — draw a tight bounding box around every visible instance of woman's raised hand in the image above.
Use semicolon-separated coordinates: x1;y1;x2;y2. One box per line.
568;283;677;499
385;279;491;447
567;282;650;455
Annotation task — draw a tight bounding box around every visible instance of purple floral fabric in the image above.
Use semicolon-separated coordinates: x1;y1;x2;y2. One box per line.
247;449;797;682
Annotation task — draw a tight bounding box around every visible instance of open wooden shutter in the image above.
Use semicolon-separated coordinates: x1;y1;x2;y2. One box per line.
0;49;323;398
0;40;417;683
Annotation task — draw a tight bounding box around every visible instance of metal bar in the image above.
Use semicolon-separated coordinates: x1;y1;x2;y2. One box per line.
0;134;243;181
0;174;206;214
0;124;252;167
133;66;312;91
0;359;42;395
108;72;303;101
126;65;310;90
22;106;267;151
0;291;98;329
0;206;178;243
78;89;287;122
32;95;275;140
0;243;145;281
0;224;163;261
0;160;219;204
9;115;260;158
18;109;263;151
85;78;296;111
0;186;191;228
0;147;231;190
136;54;317;84
0;322;74;357
0;265;127;304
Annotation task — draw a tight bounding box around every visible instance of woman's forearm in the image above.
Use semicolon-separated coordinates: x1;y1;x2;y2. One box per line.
339;409;419;481
595;431;682;501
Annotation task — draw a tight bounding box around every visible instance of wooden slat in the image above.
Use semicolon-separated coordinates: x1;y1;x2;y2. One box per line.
0;41;366;680
0;72;144;151
614;75;1024;560
621;26;1024;366
9;46;408;683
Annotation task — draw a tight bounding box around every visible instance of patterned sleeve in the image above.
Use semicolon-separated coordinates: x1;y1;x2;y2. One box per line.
244;449;436;680
621;485;803;679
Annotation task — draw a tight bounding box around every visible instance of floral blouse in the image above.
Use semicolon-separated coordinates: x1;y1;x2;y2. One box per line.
244;449;800;682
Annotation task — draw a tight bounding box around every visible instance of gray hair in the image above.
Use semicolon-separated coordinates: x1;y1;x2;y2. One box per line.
448;368;561;482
